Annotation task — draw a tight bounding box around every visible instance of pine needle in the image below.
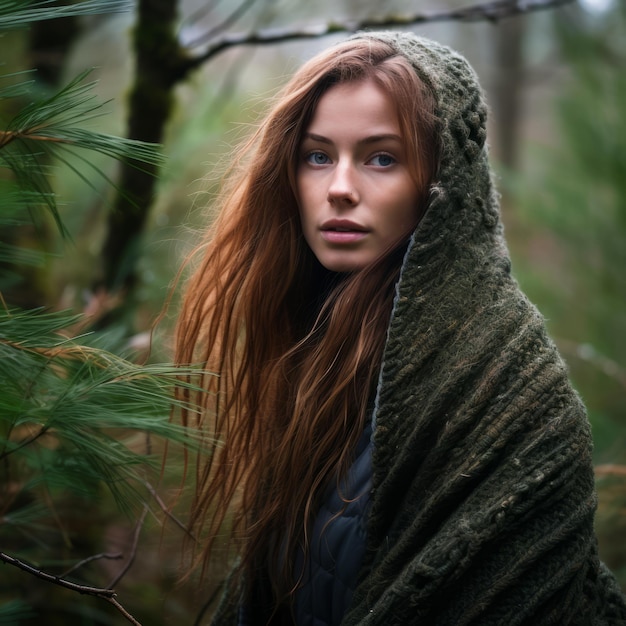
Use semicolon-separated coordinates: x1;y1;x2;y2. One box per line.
0;308;207;515
0;69;164;236
0;0;132;30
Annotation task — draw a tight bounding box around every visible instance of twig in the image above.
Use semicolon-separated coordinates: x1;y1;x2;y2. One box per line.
0;551;141;625
60;552;124;578
107;597;142;626
0;425;51;461
0;129;80;148
178;0;576;76
144;479;198;541
108;504;149;589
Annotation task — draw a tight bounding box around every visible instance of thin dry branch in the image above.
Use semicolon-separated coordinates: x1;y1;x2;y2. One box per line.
179;0;576;76
0;423;52;461
0;551;141;625
144;479;198;541
59;552;124;578
108;505;149;589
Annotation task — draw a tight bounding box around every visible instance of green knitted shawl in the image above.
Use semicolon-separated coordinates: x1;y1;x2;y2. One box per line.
210;32;626;625
341;31;626;625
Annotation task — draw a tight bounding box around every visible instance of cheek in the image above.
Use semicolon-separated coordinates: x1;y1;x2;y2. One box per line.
408;199;422;226
295;193;313;240
295;176;308;215
296;177;318;224
295;179;306;221
389;186;421;234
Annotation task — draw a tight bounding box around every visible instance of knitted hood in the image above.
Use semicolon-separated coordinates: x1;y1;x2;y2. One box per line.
341;31;626;625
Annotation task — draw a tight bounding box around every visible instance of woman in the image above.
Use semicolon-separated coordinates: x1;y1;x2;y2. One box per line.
175;32;626;625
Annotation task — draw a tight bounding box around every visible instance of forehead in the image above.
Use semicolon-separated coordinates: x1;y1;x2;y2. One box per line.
306;78;401;135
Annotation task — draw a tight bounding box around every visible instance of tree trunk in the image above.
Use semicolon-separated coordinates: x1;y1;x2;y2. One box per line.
492;16;527;171
100;0;182;293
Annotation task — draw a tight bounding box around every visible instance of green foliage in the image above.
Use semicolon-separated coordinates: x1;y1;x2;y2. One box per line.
0;68;165;246
0;0;132;29
0;1;205;622
536;9;626;356
512;4;626;440
0;600;34;624
0;308;200;513
509;3;626;587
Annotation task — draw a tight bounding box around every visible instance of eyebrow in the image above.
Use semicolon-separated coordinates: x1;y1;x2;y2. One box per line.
303;132;403;146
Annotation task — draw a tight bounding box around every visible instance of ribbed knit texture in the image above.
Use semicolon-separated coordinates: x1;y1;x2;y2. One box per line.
340;31;626;626
210;32;626;625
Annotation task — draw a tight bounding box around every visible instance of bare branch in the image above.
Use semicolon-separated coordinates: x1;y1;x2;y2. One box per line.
143;480;198;541
179;0;576;76
59;552;124;578
0;552;116;596
107;596;142;626
0;425;51;461
0;551;141;625
108;505;149;589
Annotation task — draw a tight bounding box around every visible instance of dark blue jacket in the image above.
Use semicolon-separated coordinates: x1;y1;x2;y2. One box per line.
237;422;372;626
292;422;373;626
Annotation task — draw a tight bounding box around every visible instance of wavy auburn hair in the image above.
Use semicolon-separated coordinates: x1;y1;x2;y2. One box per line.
174;37;439;610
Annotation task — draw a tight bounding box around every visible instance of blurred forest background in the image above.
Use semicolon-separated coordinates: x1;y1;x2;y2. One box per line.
0;0;625;624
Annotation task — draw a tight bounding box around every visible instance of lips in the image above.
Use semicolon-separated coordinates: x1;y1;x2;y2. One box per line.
320;219;368;244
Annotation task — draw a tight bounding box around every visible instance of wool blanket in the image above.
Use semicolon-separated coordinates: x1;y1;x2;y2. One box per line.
211;32;626;625
340;31;626;625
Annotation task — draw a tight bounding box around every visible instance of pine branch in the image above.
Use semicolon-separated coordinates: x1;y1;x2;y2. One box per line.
3;70;164;166
0;306;208;616
0;240;46;267
179;0;576;76
0;0;132;30
3;71;164;166
0;71;164;237
0;308;206;511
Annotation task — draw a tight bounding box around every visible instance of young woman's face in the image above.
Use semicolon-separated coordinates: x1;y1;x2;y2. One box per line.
296;78;421;273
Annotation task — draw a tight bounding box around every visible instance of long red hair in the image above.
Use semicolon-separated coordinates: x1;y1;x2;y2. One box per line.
174;37;439;611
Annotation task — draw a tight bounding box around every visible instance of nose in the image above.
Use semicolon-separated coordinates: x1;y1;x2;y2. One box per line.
327;161;359;206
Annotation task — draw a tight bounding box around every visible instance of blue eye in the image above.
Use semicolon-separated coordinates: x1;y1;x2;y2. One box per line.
306;151;330;165
371;154;395;167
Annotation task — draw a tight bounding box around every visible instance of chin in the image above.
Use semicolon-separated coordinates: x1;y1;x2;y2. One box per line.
319;257;368;273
